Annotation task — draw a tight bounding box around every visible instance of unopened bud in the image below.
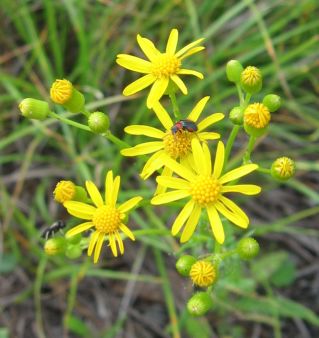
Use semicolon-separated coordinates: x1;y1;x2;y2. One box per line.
237;237;260;260
44;237;66;256
176;255;196;277
241;66;262;94
263;94;281;112
187;292;213;316
65;244;82;259
88;112;110;133
226;60;244;83
229;106;243;125
271;157;295;181
19;98;50;120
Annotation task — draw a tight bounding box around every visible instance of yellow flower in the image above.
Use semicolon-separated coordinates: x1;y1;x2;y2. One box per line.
121;97;224;183
244;103;270;129
63;171;142;263
50;79;73;104
116;28;205;108
54;180;76;203
190;260;216;287
151;139;261;244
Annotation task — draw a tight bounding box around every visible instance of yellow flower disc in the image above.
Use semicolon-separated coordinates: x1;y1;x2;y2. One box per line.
50;79;73;104
54;180;76;203
190;260;216;287
92;205;121;234
272;157;295;179
152;53;181;78
241;66;261;86
163;131;195;159
244;103;270;129
190;176;221;206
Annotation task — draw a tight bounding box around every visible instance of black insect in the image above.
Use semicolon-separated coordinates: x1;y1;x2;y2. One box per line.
171;119;198;134
41;220;66;240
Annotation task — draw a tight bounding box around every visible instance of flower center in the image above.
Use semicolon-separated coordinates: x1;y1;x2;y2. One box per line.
152;53;181;78
244;103;270;129
163;131;195;159
92;205;121;234
241;66;261;86
190;176;221;206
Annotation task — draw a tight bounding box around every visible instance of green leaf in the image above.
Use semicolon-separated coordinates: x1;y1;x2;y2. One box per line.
65;315;91;337
271;259;296;287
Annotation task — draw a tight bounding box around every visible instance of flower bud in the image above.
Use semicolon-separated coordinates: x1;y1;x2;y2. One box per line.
50;79;85;113
187;292;213;316
44;237;67;256
53;180;76;204
229;106;243;125
237;237;260;260
189;260;217;287
65;244;82;259
271;157;295;181
176;255;196;277
263;94;281;112
88;112;110;133
241;66;262;94
66;233;82;245
226;60;244;83
19;98;50;120
244;103;270;137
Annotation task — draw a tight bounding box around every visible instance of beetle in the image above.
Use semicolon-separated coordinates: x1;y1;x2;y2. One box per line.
171;119;198;134
41;220;66;240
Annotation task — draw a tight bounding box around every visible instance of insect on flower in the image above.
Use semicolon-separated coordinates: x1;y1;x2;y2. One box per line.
171;119;198;134
41;220;66;240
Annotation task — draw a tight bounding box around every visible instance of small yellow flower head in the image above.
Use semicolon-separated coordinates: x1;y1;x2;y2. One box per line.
50;79;73;104
271;157;295;181
19;98;50;120
241;66;262;94
189;260;217;287
54;180;76;203
244;103;271;137
44;237;66;256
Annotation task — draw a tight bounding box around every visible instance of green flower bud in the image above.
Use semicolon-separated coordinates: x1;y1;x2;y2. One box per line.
241;66;262;94
66;233;82;245
44;237;67;256
226;60;244;83
187;292;213;316
88;112;110;133
65;244;82;259
271;157;295;181
176;255;196;277
262;94;281;112
19;98;50;120
229;106;243;125
237;237;260;260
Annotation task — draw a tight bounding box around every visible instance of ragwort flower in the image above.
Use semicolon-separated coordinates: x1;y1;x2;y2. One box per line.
63;171;142;263
116;28;205;108
151;139;261;244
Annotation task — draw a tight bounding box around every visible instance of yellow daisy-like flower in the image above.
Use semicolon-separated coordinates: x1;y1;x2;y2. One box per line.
116;28;205;108
189;260;216;287
63;171;142;263
151;138;261;244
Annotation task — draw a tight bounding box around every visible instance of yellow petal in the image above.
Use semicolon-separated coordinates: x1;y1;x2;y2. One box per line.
163;156;195;181
86;181;104;207
187;96;210;121
178;68;204;79
64;201;95;220
152;101;174;130
212;141;225;178
123;74;156;96
151;190;190;205
116;54;152;73
191;138;206;175
109;233;118;257
120;223;135;240
166;28;178;54
221;184;261;195
124;125;165;138
197;113;224;131
176;38;204;58
105;170;113;205
118;196;143;213
178;46;205;60
140;151;166;179
198;132;221;140
155;166;172;195
115;231;124;255
156;175;190;190
88;231;100;256
202;142;212;175
147;78;169;109
206;206;225;244
66;222;94;238
215;201;248;229
110;175;120;206
219;196;249;223
219;164;258;184
171;200;194;235
180;204;201;243
171;75;188;95
94;232;105;263
137;34;160;61
121;141;164;156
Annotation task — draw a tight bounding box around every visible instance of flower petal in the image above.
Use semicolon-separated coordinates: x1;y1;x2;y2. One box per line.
116;54;152;73
212;141;225;178
197;113;224;131
178;46;205;60
221;184;261;195
147;78;169;109
155;166;172;195
187;96;210;122
178;68;204;79
198;132;221;140
219;164;258;184
110;175;120;206
206;206;225;244
124;125;165;138
166;28;178;54
140;151;166;179
105;170;113;205
66;222;94;238
202;142;212;175
171;75;188;95
151;190;190;205
171;200;194;236
152;101;174;130
163;157;195;181
176;38;204;58
215;201;248;229
191;138;207;175
137;34;160;61
109;233;117;257
219;196;249;223
156;175;190;190
180;204;201;243
94;232;105;263
121;141;164;157
123;74;156;96
88;231;100;256
118;196;143;213
120;223;135;240
86;181;104;207
115;231;124;255
64;201;95;220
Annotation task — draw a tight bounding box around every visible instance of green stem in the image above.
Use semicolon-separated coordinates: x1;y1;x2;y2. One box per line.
103;130;130;149
236;83;244;105
48;111;90;131
258;167;271;174
224;125;240;172
243;93;252;108
169;91;181;120
243;135;256;163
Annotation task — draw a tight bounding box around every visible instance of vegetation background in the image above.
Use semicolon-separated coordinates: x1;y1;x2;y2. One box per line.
1;0;319;337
